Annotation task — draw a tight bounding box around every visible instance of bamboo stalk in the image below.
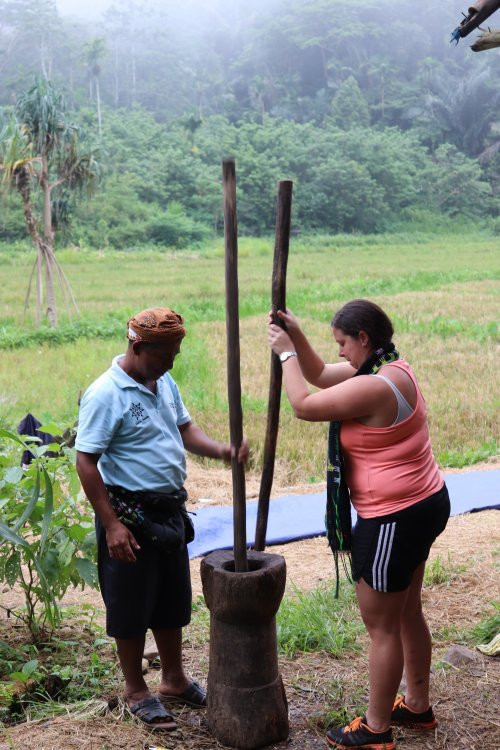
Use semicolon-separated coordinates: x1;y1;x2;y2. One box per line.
36;247;43;327
254;181;293;551
52;251;72;320
222;159;248;572
23;257;37;323
52;252;80;317
43;245;57;327
54;258;80;316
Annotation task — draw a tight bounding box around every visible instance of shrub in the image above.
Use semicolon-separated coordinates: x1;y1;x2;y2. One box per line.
0;428;97;641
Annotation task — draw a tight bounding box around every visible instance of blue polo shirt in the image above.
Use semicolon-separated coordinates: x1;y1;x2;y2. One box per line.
75;355;191;492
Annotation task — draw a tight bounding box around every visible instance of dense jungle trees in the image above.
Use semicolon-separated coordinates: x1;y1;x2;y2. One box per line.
0;0;498;246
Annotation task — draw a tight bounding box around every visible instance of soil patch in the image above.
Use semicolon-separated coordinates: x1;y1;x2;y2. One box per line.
1;510;498;749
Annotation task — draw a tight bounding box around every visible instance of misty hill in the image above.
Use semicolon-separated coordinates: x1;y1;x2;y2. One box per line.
1;0;499;246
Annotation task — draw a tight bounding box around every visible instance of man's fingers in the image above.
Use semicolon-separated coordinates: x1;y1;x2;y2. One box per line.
121;534;138;561
128;531;141;551
229;441;249;464
108;529;139;562
117;541;136;562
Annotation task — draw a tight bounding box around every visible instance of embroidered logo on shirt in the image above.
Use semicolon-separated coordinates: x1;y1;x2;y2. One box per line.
129;402;148;425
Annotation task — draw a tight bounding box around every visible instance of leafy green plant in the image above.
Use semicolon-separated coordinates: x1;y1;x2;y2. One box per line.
0;428;98;641
8;659;41;685
0;604;118;723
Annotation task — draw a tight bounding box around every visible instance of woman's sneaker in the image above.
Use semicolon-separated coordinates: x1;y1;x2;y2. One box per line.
326;716;395;749
391;695;437;730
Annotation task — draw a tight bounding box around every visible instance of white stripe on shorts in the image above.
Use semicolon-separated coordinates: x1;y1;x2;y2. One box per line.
372;522;396;592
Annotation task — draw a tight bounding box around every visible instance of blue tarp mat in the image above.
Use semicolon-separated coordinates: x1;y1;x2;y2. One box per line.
187;470;499;559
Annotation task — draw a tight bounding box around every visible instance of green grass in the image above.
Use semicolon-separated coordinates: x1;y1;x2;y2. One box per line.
433;601;500;647
0;232;498;479
466;602;500;646
423;554;467;587
185;595;211;645
276;584;362;657
436;440;499;468
301;677;367;731
187;584;363;658
1;271;498;351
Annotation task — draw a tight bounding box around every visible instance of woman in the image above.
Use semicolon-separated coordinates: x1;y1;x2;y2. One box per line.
267;299;450;750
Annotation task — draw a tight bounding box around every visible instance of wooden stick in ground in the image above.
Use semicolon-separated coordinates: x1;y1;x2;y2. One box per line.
254;180;293;551
222;159;248;572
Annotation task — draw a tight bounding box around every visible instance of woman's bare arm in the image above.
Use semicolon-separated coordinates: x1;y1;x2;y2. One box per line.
279;360;389;423
273;309;356;388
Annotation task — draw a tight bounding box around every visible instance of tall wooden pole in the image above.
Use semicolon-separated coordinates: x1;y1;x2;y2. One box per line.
454;0;500;38
223;159;248;572
254;180;293;551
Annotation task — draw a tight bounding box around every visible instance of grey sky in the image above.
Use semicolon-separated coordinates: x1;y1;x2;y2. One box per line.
56;0;110;18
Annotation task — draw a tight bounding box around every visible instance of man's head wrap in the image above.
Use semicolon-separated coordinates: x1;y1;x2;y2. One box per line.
127;307;186;344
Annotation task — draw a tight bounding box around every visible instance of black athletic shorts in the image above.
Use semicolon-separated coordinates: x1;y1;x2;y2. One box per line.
351;483;450;593
96;518;192;639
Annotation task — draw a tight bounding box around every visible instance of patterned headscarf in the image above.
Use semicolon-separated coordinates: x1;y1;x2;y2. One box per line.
127;307;186;344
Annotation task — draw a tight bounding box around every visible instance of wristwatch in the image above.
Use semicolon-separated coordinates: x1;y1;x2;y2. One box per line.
279;351;298;363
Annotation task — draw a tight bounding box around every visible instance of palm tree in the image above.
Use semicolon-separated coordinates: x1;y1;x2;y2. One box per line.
82;38;107;139
0;78;99;327
405;58;500;155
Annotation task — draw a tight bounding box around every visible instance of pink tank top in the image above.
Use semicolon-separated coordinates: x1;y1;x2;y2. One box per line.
340;360;443;519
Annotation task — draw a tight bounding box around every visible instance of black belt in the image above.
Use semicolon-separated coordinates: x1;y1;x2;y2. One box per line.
105;484;194;552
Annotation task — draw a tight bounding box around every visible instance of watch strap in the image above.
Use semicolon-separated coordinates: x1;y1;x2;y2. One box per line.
279;351;298;363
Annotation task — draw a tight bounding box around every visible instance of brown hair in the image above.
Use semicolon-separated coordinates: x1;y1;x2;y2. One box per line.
331;299;394;349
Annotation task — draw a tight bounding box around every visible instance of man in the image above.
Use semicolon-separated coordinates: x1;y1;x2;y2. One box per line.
76;307;248;731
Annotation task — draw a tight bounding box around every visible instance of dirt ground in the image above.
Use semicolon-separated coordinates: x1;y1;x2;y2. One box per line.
0;491;499;749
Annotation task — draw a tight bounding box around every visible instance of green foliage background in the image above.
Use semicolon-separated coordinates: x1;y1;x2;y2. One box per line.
0;0;499;247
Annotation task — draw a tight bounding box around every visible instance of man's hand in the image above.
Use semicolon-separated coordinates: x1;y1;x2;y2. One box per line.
220;437;249;465
106;520;141;563
180;421;250;465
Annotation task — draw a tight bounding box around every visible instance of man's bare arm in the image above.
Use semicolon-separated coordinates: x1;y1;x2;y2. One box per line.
76;451;140;563
179;422;249;464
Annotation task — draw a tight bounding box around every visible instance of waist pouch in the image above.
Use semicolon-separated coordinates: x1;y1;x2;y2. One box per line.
105;485;194;553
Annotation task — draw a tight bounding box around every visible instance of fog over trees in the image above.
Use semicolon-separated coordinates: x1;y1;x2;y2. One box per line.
1;0;499;246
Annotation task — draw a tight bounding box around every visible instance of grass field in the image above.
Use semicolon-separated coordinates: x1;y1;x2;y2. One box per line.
0;231;498;481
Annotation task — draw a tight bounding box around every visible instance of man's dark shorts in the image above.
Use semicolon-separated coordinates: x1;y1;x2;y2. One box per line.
351;483;450;593
96;518;192;639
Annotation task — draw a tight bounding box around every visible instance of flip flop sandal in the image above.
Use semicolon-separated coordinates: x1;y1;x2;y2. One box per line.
159;680;206;708
129;695;177;731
